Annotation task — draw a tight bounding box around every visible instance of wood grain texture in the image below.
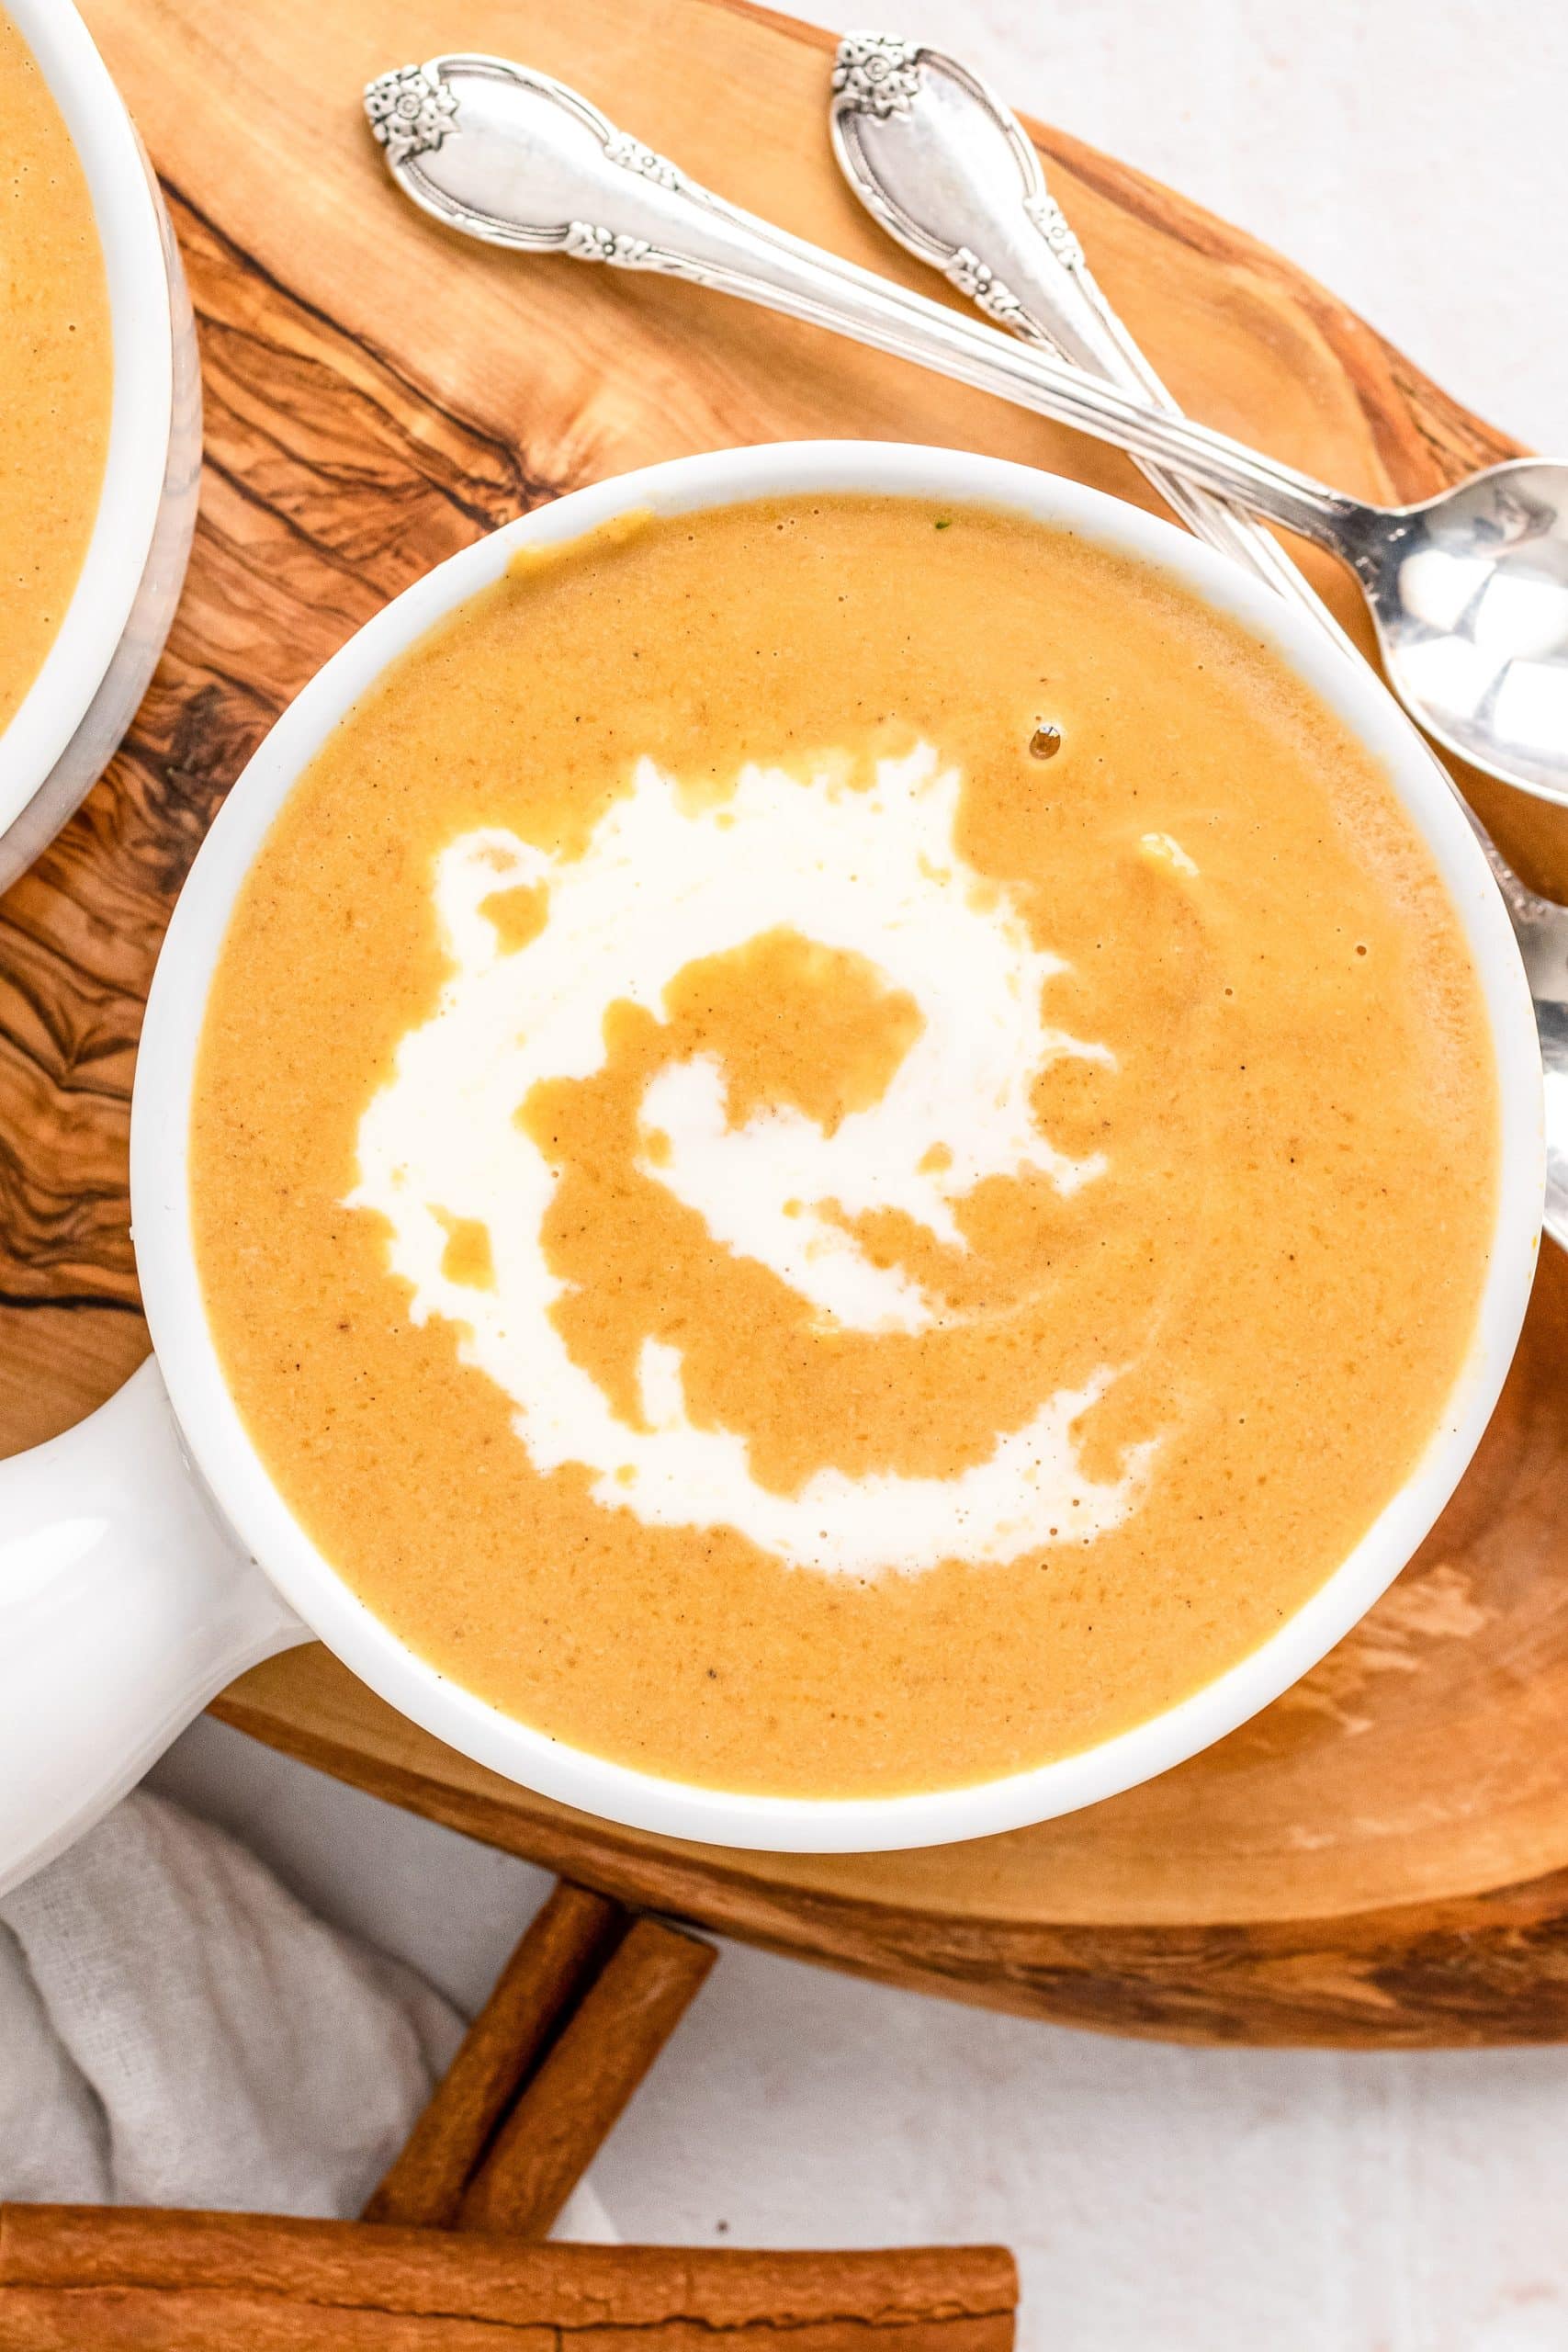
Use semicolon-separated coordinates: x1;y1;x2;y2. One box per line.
3;0;1563;2041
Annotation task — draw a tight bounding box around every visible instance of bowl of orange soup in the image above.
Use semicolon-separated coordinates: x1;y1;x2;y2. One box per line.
0;0;198;892
0;440;1541;1891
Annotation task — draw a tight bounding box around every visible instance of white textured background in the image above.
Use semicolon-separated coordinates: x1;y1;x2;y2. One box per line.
151;6;1568;2346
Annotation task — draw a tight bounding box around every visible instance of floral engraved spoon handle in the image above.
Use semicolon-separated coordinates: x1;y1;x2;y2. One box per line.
829;34;1334;632
360;53;1366;550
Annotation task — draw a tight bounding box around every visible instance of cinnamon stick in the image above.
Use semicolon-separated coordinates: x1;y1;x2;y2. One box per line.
457;1916;716;2239
0;2290;537;2348
0;2208;1019;2351
365;1882;621;2227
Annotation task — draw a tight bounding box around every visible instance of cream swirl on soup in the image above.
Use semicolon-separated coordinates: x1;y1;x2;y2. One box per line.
350;743;1154;1577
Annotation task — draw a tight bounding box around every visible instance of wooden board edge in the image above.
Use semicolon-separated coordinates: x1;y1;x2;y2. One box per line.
209;1686;1568;2048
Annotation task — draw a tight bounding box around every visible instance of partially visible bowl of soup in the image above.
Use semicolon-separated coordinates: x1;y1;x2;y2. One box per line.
0;0;198;892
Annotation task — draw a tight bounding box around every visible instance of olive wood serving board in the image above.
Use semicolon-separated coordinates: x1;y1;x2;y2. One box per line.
9;0;1568;2046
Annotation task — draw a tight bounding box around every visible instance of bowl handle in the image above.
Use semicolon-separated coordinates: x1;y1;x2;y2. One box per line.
0;1357;308;1895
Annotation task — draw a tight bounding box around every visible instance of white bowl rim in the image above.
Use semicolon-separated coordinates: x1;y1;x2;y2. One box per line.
0;0;175;834
132;439;1545;1855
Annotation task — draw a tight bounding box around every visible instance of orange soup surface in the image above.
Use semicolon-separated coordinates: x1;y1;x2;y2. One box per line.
190;497;1499;1798
0;7;111;731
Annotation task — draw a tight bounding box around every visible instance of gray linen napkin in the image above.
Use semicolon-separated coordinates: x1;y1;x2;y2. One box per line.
0;1789;463;2214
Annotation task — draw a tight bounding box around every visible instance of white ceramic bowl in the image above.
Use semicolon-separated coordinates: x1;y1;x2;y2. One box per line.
0;0;199;892
0;442;1544;1889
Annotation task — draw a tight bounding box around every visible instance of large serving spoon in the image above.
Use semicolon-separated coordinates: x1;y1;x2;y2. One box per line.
364;53;1567;1247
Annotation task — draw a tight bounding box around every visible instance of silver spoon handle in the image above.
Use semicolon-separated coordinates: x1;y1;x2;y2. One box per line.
367;55;1368;556
829;37;1337;628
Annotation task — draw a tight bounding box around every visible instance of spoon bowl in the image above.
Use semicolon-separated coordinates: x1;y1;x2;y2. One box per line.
1369;458;1568;803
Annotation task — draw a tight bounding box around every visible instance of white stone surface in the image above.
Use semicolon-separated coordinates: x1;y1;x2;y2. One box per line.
150;8;1568;2345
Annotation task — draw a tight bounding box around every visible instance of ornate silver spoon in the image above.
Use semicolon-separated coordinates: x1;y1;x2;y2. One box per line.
367;51;1568;812
364;53;1565;1247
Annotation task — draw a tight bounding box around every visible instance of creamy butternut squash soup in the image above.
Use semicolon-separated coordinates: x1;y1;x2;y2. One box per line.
0;7;111;733
190;496;1498;1798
